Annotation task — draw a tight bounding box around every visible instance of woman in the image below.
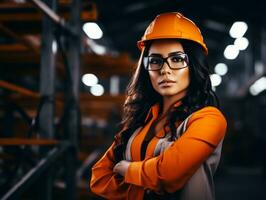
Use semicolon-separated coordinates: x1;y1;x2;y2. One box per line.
90;12;227;200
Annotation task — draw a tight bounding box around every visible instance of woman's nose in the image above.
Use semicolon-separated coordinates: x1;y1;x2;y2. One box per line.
160;62;171;75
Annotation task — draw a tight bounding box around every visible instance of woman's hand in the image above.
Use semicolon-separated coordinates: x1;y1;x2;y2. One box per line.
113;160;131;177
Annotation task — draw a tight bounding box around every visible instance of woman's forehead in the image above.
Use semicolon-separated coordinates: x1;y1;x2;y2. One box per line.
149;39;185;56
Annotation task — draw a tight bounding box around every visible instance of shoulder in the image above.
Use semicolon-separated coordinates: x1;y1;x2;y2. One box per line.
185;106;227;146
190;106;227;123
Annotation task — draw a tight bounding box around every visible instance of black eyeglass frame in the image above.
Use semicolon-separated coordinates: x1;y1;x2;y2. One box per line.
143;53;189;71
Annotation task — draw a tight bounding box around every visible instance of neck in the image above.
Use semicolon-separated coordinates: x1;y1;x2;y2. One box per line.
161;90;187;116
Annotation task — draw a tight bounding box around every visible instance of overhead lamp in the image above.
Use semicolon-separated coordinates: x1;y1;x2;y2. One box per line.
90;84;104;96
249;77;266;96
234;37;249;51
83;22;103;39
87;39;106;55
214;63;228;76
52;40;57;53
254;61;264;76
224;45;239;60
229;21;248;38
110;75;119;95
82;73;98;86
210;74;222;87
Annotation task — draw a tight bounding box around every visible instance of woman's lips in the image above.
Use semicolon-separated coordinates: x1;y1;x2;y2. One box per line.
158;80;176;87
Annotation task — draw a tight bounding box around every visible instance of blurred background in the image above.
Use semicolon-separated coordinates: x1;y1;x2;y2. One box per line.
0;0;265;199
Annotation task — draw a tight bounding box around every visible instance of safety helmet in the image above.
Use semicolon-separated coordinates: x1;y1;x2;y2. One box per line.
137;12;208;54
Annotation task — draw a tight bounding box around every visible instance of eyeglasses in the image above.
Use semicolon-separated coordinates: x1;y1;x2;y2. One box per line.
143;53;189;71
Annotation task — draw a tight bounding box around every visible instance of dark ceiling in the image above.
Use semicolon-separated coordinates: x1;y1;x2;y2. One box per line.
95;0;266;62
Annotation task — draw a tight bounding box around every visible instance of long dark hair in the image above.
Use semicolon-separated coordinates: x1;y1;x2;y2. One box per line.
113;39;219;161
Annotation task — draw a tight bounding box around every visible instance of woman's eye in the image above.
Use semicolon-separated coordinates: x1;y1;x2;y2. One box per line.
171;56;183;62
150;58;161;64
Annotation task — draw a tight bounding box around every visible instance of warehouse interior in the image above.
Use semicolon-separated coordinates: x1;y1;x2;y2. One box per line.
0;0;266;199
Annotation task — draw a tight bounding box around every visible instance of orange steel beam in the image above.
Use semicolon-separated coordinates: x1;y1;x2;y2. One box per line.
0;80;40;99
0;23;39;53
0;80;64;108
0;138;59;146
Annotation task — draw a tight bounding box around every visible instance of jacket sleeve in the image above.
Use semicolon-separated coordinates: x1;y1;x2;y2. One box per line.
90;142;129;199
124;106;227;193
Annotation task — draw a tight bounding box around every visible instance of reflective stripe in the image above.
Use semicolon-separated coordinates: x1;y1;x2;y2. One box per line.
154;114;192;157
177;114;192;138
125;127;142;161
153;133;171;156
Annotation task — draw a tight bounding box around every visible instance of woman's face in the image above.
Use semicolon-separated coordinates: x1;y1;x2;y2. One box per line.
147;39;190;100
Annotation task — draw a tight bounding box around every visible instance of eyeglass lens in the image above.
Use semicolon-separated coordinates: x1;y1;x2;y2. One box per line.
144;53;188;70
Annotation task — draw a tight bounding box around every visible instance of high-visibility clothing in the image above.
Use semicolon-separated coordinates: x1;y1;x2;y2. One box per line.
90;102;227;200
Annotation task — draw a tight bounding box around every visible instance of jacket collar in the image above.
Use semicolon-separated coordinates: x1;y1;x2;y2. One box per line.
144;100;183;123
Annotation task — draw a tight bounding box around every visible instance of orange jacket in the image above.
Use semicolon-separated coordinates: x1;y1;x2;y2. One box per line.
90;104;227;200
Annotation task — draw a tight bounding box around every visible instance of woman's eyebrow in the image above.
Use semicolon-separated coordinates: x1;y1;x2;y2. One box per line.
148;53;162;57
149;51;185;57
168;51;185;56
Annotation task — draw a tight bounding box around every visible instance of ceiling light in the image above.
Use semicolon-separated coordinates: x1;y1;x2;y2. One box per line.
249;77;266;96
90;84;104;96
234;37;249;51
52;40;57;53
224;45;239;60
83;22;103;39
214;63;228;76
229;21;248;38
90;43;106;55
82;73;98;86
210;74;222;87
86;39;106;55
254;61;264;76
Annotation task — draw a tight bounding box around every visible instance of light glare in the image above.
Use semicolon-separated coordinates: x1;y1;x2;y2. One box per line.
52;40;57;53
92;45;106;55
90;84;104;96
249;77;266;96
234;37;249;50
229;21;248;38
82;73;98;86
210;74;222;87
86;39;106;55
224;45;239;60
214;63;228;76
83;22;103;39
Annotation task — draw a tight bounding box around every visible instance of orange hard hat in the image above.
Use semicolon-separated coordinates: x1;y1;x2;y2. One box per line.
137;12;208;54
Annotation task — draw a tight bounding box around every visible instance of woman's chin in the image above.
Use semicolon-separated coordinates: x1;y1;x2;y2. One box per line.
158;90;178;97
157;88;187;99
